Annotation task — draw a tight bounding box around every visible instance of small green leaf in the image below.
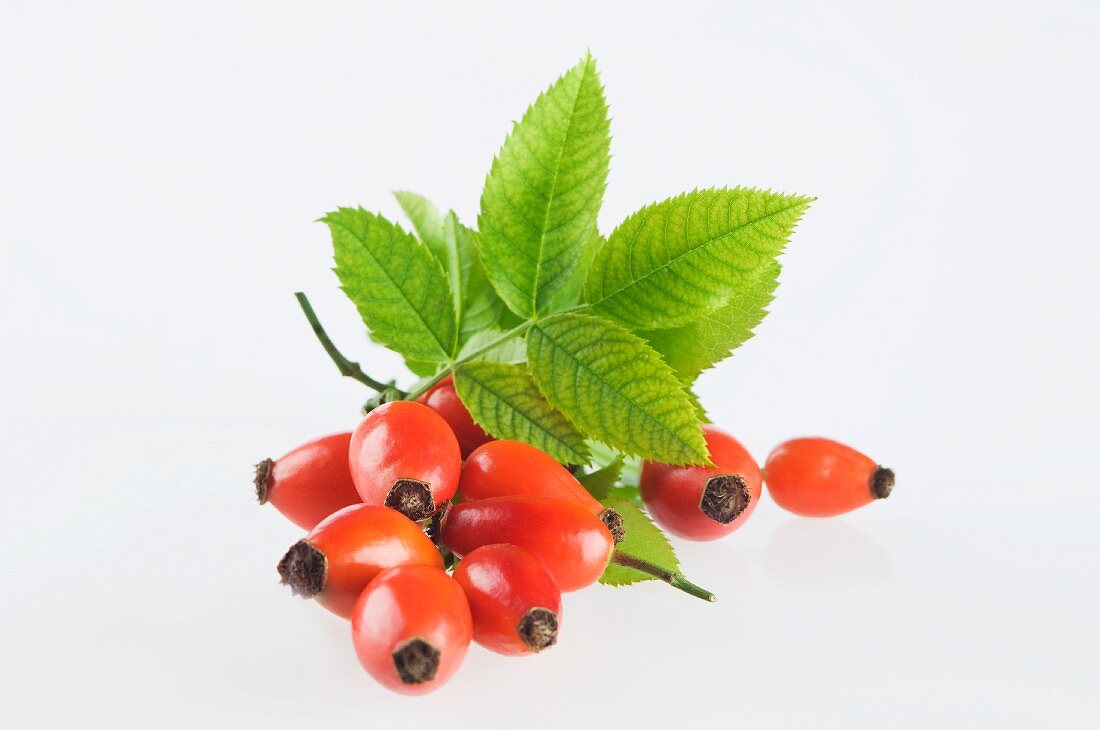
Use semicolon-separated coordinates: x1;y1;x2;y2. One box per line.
599;499;678;586
547;228;605;311
396;193;502;354
606;484;641;505
643;261;781;381
478;54;611;317
584;188;812;329
526;313;709;464
454;362;590;464
394;191;448;263
576;456;624;500
326;207;456;363
449;214;503;345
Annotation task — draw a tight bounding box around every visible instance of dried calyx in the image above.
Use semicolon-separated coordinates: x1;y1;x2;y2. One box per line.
385;479;435;521
517;607;559;652
277;539;327;597
872;467;895;499
253;458;274;504
700;474;750;524
392;637;440;684
598;508;626;543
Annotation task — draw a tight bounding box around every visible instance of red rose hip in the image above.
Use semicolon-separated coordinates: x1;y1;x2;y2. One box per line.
439;496;613;592
764;437;894;517
416;375;492;458
459;440;625;542
254;432;361;530
277;504;443;618
640;425;762;541
349;401;461;520
452;544;562;656
351;565;472;695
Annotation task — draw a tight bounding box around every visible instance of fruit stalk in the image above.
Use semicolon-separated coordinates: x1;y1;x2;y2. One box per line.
609;551;717;602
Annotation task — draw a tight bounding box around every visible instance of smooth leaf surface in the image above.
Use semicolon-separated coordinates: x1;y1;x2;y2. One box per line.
643;261;781;381
526;313;709;464
576;456;624;500
449;214;502;345
454;362;589;464
456;328;527;364
599;499;678;586
548;228;605;311
478;54;610;317
327;207;455;363
394;191;448;264
584;188;811;329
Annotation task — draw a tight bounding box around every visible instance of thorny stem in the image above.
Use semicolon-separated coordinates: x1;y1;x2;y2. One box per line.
610;551;717;602
294;292;400;395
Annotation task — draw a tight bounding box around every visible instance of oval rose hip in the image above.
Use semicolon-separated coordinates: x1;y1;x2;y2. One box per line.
254;432;361;530
452;544;562;656
640;425;762;541
349;401;461;520
351;564;472;695
277;504;443;618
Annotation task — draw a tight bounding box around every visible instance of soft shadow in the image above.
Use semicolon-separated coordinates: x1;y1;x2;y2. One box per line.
761;519;892;590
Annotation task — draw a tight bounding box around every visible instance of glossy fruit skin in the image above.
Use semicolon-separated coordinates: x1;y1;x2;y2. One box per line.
351;565;472;695
416;375;491;458
279;504;443;619
459;440;603;514
256;432;361;530
640;425;762;541
349;401;461;519
764;437;893;517
439;496;613;592
452;544;562;656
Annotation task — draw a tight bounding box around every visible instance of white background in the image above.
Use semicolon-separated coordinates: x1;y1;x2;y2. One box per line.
2;1;1098;727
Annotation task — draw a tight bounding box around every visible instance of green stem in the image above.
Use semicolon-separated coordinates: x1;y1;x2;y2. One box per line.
294;292;399;394
610;551;717;602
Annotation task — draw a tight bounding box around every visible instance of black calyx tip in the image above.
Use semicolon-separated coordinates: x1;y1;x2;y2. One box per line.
700;474;751;524
517;607;559;652
599;508;627;544
277;539;327;598
872;467;895;499
385;479;435;521
392;637;440;684
254;458;274;504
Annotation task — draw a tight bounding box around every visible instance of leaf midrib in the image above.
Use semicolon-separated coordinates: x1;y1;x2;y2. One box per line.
531;61;593;314
532;316;700;461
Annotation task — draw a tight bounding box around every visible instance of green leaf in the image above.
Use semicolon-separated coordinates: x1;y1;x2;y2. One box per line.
454;362;590;464
526;313;709;464
643;261;781;381
449;214;503;345
576;456;624;500
456;328;527;364
394;191;448;263
478;54;611;317
326;207;456;363
548;228;605;311
584;188;812;329
395;193;502;354
599;499;678;586
606;484;641;505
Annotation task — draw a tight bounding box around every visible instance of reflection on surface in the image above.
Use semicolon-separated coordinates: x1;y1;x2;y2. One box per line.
761;519;892;589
